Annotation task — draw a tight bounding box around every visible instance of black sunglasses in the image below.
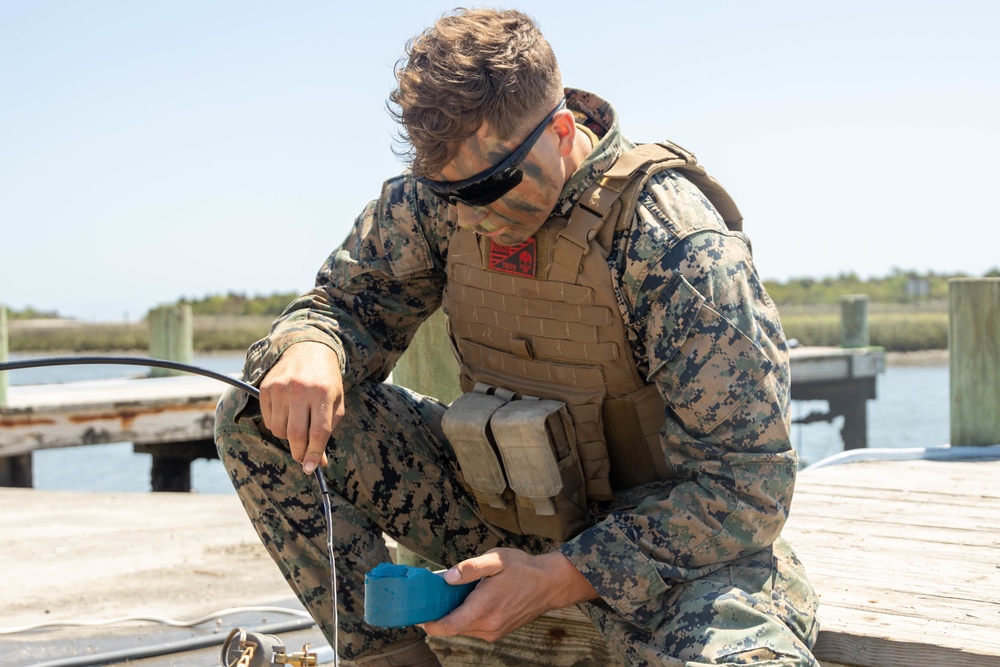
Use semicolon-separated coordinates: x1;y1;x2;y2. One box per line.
417;99;567;207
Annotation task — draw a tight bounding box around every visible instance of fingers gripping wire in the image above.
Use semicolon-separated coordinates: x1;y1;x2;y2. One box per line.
0;355;340;665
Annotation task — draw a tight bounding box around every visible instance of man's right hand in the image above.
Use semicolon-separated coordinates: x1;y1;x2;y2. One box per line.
258;341;345;474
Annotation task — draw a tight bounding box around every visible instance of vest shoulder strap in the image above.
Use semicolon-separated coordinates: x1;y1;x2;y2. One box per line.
548;140;745;282
602;141;744;233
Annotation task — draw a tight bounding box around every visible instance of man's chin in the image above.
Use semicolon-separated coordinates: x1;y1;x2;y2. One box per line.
492;231;529;246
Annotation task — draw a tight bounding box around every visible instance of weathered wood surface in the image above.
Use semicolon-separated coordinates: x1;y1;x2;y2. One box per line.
429;607;616;667
788;345;883;384
783;458;1000;667
949;278;1000;447
425;458;1000;667
0;374;224;456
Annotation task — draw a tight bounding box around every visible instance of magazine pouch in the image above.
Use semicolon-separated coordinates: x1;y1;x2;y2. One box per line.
441;383;520;534
490;397;589;541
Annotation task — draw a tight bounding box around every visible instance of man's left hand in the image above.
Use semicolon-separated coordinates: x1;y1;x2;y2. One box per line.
420;548;598;642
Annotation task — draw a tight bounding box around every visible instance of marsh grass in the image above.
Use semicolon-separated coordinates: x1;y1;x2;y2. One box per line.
8;306;950;353
8;316;273;353
779;303;948;351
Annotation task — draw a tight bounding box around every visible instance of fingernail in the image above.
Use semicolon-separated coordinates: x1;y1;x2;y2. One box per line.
444;568;460;583
303;461;317;475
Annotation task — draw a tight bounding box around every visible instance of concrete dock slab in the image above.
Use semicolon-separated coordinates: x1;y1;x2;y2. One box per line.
0;488;329;666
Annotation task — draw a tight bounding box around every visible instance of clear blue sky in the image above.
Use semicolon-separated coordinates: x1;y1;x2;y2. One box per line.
2;1;997;321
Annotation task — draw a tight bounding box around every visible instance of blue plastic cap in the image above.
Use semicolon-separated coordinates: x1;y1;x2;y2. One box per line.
364;563;478;627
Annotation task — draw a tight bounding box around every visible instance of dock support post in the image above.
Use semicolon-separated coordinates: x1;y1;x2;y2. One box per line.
144;304;196;490
134;441;219;492
0;306;31;487
0;305;7;406
0;453;33;488
949;278;1000;447
835;294;873;448
148;304;193;377
840;294;870;348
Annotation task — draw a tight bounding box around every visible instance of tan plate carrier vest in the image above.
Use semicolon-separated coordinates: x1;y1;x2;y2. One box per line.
440;141;743;541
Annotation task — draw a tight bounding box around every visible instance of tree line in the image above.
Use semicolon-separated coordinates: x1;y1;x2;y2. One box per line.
764;268;999;306
5;268;999;320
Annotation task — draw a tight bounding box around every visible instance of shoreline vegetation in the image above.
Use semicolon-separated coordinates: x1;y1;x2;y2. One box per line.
6;304;950;357
8;269;998;356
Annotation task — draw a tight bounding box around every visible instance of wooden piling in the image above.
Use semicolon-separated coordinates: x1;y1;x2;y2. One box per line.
144;303;203;490
840;294;870;348
0;305;32;487
949;278;1000;447
0;305;7;406
148;304;193;377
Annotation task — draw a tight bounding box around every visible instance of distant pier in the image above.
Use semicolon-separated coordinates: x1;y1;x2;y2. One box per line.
0;346;885;490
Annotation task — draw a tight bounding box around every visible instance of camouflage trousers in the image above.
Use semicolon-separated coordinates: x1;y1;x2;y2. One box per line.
215;380;819;666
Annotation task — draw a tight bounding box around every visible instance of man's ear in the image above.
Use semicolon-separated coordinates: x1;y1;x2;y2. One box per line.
552;109;577;157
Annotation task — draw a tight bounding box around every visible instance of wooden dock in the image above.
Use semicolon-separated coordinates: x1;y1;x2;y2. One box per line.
426;456;1000;666
788;345;883;451
2;456;996;666
0;346;885;489
0;373;225;489
784;456;1000;667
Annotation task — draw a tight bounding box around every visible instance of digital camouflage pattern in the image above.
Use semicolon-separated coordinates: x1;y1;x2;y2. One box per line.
216;381;552;661
216;88;820;664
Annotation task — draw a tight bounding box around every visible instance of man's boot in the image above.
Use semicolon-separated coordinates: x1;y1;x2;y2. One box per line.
352;638;442;666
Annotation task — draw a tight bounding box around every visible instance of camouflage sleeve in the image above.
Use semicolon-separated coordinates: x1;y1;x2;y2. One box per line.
239;173;451;393
559;170;797;625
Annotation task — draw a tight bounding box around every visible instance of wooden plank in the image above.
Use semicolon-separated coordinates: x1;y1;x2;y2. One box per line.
791;490;1000;526
799;457;1000;495
814;607;1000;667
783;459;1000;667
0;398;219;456
429;607;616;667
0;374;226;411
792;355;851;383
789;346;884;383
0;375;225;456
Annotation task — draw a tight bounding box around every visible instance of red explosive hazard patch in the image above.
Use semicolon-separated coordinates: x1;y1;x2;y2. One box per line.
489;238;537;278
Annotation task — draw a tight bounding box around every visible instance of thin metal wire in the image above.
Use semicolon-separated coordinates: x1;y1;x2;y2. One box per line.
0;355;340;664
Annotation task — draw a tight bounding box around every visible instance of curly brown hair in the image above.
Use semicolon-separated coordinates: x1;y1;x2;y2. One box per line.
388;8;564;177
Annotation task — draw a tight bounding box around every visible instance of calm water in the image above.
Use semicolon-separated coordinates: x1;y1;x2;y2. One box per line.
4;352;950;493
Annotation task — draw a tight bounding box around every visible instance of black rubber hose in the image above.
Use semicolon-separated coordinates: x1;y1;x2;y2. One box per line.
0;355;259;398
26;618;317;667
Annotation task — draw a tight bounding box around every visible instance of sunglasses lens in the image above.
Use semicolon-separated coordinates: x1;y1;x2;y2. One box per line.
452;169;523;206
428;168;523;207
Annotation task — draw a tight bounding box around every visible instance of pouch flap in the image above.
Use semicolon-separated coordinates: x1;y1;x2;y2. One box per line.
490;399;570;506
441;391;510;507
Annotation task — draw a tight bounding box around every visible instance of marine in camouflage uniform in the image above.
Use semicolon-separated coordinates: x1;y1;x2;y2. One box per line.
215;82;819;664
